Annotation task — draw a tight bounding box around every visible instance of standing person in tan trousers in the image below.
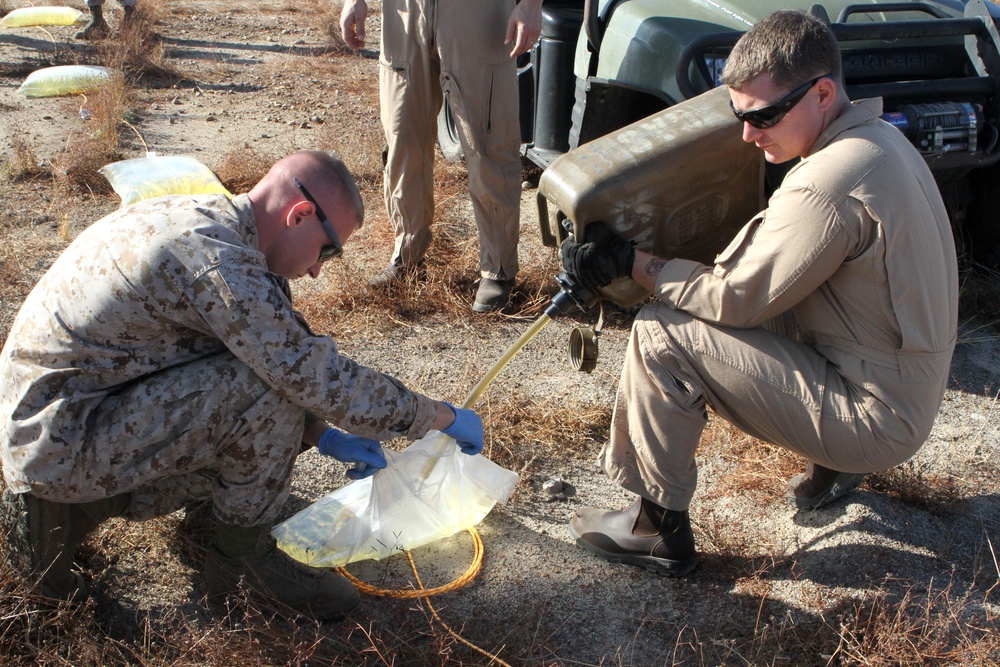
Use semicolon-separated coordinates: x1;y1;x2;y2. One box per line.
340;0;543;312
558;10;958;576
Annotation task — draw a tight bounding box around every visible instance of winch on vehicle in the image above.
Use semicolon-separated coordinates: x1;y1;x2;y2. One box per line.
882;102;990;156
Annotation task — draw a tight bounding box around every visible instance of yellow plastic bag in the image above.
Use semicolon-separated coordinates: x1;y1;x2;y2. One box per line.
0;6;84;27
99;155;232;207
17;65;112;98
273;432;519;568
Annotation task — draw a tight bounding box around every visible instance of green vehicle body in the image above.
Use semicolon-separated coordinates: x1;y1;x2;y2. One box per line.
582;0;970;101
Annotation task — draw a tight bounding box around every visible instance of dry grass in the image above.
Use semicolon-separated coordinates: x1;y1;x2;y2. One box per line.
0;519;362;667
213;145;277;193
47;71;131;208
699;416;802;506
863;461;965;516
479;392;612;475
664;576;1000;666
37;0;179;229
0;129;46;182
97;1;180;84
0;518;530;666
828;578;1000;666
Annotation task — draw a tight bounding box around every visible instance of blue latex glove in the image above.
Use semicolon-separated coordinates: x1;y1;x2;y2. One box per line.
317;428;387;480
441;403;485;456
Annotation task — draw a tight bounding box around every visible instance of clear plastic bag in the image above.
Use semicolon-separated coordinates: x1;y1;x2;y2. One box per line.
1;6;84;27
99;155;232;207
17;65;112;98
273;431;519;568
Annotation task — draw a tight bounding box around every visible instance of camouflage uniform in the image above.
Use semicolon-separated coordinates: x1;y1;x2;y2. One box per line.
0;194;438;527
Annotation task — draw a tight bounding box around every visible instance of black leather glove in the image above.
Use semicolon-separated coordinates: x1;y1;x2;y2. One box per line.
560;222;635;291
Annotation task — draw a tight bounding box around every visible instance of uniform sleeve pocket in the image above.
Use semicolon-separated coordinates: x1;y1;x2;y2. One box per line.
713;214;764;276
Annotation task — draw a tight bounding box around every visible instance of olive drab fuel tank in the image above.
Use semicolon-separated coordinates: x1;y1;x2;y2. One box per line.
537;84;766;308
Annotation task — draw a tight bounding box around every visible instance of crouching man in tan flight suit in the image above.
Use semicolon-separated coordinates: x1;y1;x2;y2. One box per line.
559;11;958;576
0;150;486;619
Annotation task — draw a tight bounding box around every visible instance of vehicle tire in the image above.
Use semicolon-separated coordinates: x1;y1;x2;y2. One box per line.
437;97;465;164
964;162;1000;270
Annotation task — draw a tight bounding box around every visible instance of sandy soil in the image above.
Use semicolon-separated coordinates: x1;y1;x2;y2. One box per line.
2;1;999;665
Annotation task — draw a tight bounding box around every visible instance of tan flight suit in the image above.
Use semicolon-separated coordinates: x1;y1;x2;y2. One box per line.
380;0;522;281
602;100;959;511
0;194;438;527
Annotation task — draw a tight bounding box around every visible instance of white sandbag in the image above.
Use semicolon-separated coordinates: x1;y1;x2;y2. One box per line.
1;6;84;27
99;155;232;207
17;65;112;98
273;432;519;568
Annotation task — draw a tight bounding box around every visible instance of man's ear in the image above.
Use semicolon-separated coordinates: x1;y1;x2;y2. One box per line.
285;200;312;228
815;77;839;112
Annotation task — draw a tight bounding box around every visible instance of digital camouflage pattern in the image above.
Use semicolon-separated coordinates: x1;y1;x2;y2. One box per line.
0;193;438;520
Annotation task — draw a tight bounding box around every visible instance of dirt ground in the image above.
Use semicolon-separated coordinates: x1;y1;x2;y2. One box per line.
2;1;1000;665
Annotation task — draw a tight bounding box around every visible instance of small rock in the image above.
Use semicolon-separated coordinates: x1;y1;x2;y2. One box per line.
543;478;566;501
172;97;183;105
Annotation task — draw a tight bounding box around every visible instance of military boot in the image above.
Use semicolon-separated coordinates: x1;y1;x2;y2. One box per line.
786;462;866;510
203;522;360;621
75;4;112;40
121;3;137;26
472;278;515;313
1;489;129;602
569;497;697;577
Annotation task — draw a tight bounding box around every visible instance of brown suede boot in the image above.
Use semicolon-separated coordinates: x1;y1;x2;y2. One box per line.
569;497;697;576
203;522;360;621
472;278;514;313
786;462;866;510
1;489;129;602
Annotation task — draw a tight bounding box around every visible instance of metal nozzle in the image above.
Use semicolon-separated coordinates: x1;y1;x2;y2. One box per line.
545;271;598;317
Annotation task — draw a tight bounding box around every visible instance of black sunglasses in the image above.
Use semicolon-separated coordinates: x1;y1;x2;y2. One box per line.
730;75;830;129
293;177;343;262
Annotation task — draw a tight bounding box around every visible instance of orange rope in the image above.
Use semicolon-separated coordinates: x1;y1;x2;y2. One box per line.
335;527;483;598
336;527;511;667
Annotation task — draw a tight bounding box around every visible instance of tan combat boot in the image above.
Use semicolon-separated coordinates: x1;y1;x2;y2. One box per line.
75;4;112;40
203;522;360;621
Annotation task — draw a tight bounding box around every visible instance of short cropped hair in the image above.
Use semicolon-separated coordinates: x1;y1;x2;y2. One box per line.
721;10;842;91
308;150;365;230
